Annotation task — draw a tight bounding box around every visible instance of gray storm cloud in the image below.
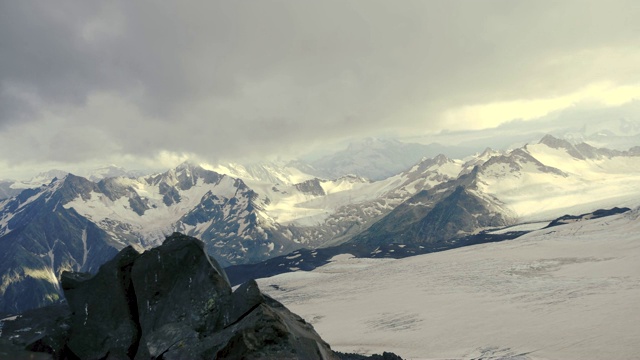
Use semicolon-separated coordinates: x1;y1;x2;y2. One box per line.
1;0;639;173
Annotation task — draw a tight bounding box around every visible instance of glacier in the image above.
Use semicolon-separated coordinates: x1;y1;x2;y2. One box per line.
257;208;640;359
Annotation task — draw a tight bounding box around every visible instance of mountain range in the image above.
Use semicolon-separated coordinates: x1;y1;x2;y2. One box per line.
1;134;639;314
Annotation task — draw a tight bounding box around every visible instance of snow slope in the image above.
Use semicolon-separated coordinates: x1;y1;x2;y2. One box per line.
257;209;640;359
218;155;463;230
209;161;315;186
477;139;640;222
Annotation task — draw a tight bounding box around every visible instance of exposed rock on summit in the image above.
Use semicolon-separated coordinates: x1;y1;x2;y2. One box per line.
1;233;338;359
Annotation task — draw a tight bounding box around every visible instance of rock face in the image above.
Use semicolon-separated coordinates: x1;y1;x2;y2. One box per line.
0;176;120;314
62;246;140;359
349;169;512;248
545;207;631;228
2;233;338;359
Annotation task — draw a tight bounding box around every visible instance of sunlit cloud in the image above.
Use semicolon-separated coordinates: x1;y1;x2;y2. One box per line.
441;82;640;131
1;1;639;179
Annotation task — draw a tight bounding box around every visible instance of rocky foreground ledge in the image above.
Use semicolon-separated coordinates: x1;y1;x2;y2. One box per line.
0;233;402;359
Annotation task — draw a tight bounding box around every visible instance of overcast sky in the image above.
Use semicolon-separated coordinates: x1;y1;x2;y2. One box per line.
1;1;639;179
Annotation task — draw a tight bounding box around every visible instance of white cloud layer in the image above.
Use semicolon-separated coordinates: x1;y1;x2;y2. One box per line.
1;1;639;178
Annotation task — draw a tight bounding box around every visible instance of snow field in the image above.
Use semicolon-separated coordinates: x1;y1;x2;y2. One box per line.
257;210;640;359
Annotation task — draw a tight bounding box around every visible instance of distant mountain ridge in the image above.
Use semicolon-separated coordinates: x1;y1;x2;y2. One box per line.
296;137;448;181
1;134;640;313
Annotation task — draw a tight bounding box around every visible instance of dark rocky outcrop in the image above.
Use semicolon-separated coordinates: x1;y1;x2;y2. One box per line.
61;246;140;359
336;351;404;360
1;233;340;359
0;304;70;359
97;178;150;216
0;179;120;314
295;178;326;196
348;176;511;248
545;207;631;228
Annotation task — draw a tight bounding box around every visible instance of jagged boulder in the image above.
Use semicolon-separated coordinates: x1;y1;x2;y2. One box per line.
130;234;233;359
213;280;336;360
61;246;140;359
0;304;70;359
2;233;340;359
545;207;631;228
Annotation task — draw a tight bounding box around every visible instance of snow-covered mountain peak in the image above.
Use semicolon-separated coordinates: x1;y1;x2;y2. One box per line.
432;153;452;166
210;161;315;186
174;160;200;172
401;154;463;184
333;174;369;184
164;161;202;180
461;148;504;171
480;148;566;178
537;134;605;160
320;175;371;195
6;169;71;190
528;135;640;174
539;133;572;148
42;173;102;206
479;147;496;157
145;162;228;194
85;165;131;181
0;174;75;237
345;137;397;152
